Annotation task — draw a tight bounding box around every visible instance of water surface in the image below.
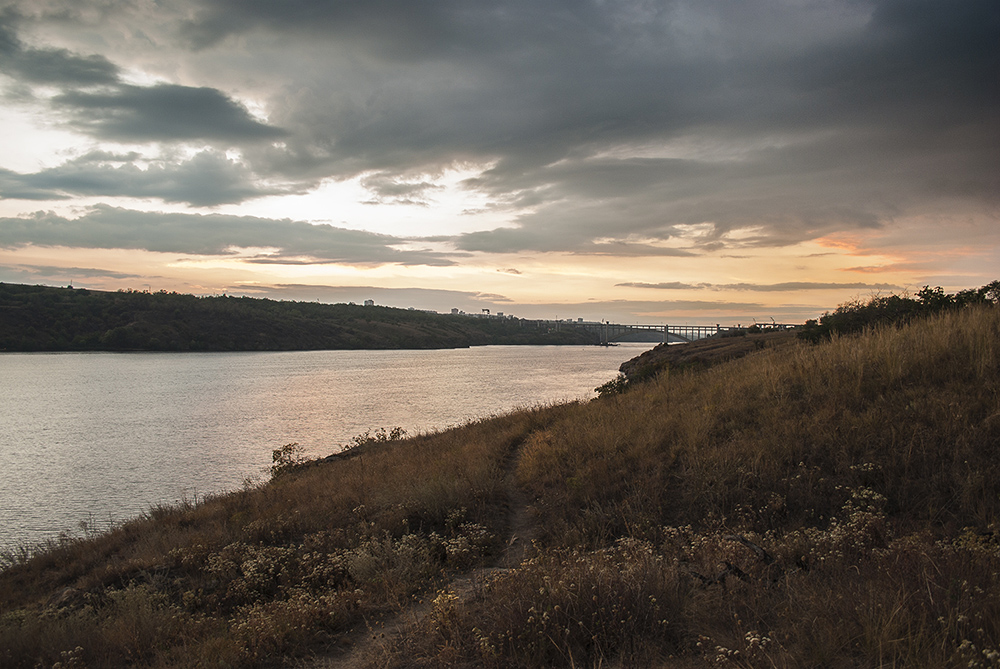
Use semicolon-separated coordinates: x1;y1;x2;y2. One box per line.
0;344;650;548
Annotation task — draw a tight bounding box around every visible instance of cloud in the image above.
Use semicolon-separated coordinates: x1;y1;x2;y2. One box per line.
714;282;903;293
264;0;997;253
495;297;799;323
845;264;924;274
230;284;792;322
53;84;287;143
562;298;766;313
455;221;700;256
0;15;120;85
0;262;147;284
617;282;700;290
235;283;516;314
473;292;513;303
1;0;997;263
617;281;903;292
1;14;286;148
0;150;296;206
178;0;459;53
0;205;456;266
360;172;443;206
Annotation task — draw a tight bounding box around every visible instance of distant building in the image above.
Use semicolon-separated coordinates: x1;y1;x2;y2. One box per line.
364;299;375;307
451;308;459;315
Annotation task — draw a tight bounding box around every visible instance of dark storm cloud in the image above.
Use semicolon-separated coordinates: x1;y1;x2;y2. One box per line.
454;124;998;253
3;0;998;258
0;151;294;206
0;10;292;214
0;205;455;266
53;84;288;143
1;12;286;147
222;0;995;252
178;0;459;52
0;15;120;85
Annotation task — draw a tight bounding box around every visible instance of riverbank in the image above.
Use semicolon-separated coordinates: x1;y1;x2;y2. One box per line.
618;328;798;381
2;304;999;667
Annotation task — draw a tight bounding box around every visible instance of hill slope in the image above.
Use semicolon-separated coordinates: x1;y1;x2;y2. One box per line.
0;283;597;351
1;305;998;668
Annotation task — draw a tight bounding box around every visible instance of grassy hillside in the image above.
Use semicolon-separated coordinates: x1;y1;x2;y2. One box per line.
0;283;598;351
1;305;999;668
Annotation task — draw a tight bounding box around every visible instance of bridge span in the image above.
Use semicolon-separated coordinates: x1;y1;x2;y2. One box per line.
572;321;798;344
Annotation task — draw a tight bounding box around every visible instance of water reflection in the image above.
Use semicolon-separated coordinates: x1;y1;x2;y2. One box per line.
0;344;651;548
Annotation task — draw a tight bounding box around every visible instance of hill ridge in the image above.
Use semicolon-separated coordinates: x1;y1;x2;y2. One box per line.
0;282;598;351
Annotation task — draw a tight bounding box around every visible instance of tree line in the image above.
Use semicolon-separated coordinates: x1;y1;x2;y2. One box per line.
0;283;599;352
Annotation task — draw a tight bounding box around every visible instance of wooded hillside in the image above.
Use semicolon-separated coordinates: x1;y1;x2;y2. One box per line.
0;283;598;351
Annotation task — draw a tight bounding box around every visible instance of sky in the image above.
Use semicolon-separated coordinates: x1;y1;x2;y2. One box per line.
0;0;997;324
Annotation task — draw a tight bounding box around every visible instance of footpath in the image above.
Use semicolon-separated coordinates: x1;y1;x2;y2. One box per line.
295;445;541;669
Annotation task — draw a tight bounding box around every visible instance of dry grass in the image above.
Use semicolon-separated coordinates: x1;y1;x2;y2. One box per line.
518;305;1000;543
0;404;570;668
2;306;999;668
380;538;690;668
374;305;1000;668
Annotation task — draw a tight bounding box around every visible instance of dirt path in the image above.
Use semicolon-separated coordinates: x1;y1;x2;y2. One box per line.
292;444;541;669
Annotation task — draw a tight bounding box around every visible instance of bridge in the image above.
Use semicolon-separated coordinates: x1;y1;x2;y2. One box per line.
568;321;799;344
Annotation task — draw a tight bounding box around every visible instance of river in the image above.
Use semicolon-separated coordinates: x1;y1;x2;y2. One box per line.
0;344;651;550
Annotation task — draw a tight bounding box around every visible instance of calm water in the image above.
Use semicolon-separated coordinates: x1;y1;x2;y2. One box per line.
0;344;651;549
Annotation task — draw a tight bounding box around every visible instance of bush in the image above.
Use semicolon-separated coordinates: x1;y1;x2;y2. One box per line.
594;374;629;398
342;426;408;452
799;281;1000;342
269;442;306;478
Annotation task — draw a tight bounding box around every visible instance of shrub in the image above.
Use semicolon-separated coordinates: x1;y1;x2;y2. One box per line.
798;280;1000;342
270;442;306;478
594;373;629;398
342;426;408;452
